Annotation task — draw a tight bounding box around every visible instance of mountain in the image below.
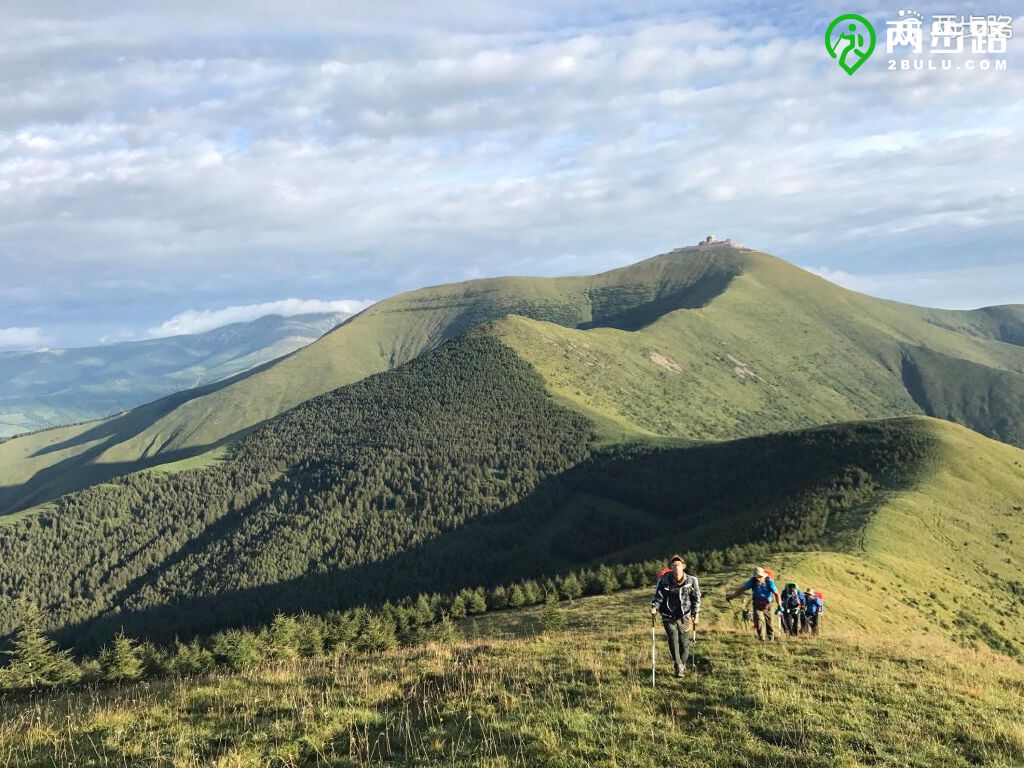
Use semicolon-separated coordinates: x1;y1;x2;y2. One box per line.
0;312;349;439
3;244;1024;765
1;243;1022;520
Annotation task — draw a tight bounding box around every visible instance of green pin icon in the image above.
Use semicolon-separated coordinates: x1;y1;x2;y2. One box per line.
825;14;876;75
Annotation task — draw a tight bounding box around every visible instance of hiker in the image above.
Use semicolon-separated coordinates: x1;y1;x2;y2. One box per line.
650;555;701;677
725;567;781;641
802;587;824;635
779;582;805;636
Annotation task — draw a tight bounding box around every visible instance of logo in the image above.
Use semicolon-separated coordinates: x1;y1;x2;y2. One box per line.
884;9;1012;72
825;14;877;75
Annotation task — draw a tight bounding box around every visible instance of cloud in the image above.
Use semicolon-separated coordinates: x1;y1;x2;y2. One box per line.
147;299;372;337
802;266;878;294
803;264;1024;310
0;326;53;349
0;3;1021;346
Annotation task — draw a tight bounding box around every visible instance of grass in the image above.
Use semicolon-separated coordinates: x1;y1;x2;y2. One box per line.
492;254;1024;443
132;444;233;476
3;586;1024;767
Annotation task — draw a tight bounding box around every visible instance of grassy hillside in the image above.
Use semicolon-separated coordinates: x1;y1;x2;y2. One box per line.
0;247;740;516
2;244;1022;518
2;418;1023;767
490;252;1024;442
8;597;1024;767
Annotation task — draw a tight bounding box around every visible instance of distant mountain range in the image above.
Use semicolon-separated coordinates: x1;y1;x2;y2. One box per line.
0;312;349;439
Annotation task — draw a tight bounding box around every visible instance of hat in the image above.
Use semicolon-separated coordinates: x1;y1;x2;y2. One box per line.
668;554;686;565
752;567;766;578
805;587;814;593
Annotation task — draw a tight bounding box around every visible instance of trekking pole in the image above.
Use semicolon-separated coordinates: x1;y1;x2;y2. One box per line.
650;613;657;687
690;616;698;673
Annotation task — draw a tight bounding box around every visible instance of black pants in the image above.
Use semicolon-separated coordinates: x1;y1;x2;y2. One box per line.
803;614;820;635
662;617;692;669
781;609;801;636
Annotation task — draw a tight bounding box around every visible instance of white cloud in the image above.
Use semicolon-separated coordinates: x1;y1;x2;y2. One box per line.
803;266;879;294
0;2;1021;345
0;326;52;349
803;264;1024;310
147;299;372;337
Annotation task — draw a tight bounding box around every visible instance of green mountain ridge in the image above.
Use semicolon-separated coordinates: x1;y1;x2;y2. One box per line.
1;244;1023;520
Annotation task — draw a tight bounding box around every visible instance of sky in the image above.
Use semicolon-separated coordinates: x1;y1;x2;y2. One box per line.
1;1;1022;348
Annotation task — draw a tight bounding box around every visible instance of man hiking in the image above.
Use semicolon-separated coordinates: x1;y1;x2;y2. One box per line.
650;555;701;677
779;582;805;636
725;567;781;641
802;587;824;635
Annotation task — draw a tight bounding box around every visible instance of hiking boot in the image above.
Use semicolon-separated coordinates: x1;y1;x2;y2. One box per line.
674;665;684;678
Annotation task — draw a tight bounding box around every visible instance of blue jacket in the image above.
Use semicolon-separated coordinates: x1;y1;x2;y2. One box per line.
805;595;824;616
741;577;778;606
781;586;805;611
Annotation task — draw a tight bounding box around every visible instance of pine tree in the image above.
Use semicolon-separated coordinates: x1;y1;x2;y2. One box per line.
539;591;565;633
448;594;468;619
411;594;436;627
489;585;509;610
1;599;79;690
211;629;262;671
296;616;324;658
267;614;301;660
99;632;143;682
429;613;461;645
590;566;619;595
522;580;543;605
465;588;487;615
507;584;526;608
169;639;215;676
558;573;583;601
354;613;397;652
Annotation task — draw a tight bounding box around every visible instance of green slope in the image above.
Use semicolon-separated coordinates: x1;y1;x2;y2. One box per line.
490;250;1024;442
2;243;1022;519
0;247;742;516
2;417;1023;767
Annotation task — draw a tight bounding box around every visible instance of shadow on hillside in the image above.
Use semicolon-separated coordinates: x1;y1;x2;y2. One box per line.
578;271;736;332
58;420;937;652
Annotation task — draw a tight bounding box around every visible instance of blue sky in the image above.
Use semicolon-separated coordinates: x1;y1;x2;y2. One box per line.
1;1;1021;348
